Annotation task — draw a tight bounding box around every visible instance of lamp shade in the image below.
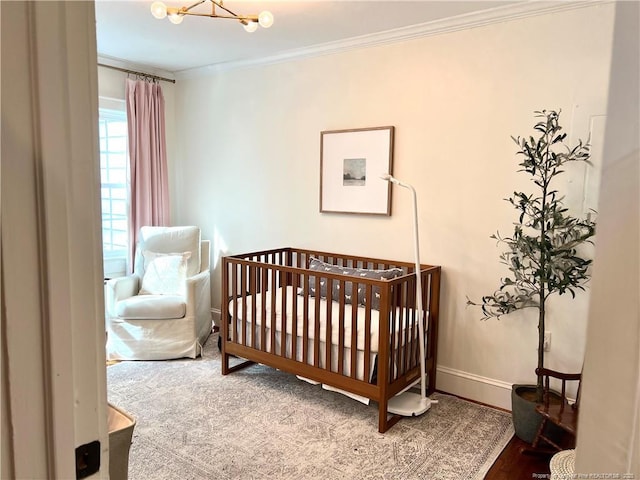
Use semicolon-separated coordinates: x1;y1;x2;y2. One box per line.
258;10;274;28
150;1;167;19
168;12;184;24
243;21;258;33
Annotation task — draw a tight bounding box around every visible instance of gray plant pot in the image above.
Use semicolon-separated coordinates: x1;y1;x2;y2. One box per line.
511;384;542;443
511;384;564;445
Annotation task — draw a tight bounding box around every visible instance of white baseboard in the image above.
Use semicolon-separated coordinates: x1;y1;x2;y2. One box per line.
436;365;513;411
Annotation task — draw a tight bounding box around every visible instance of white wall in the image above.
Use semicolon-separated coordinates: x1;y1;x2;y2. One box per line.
576;1;640;475
172;4;615;408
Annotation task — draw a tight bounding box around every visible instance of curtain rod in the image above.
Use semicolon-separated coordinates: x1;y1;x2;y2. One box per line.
98;63;176;84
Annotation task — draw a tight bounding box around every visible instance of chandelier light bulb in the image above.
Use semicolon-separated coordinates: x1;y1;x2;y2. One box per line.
150;1;167;19
258;10;274;28
168;12;184;24
243;21;258;33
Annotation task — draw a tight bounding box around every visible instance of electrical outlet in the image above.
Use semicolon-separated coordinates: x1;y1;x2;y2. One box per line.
544;331;551;352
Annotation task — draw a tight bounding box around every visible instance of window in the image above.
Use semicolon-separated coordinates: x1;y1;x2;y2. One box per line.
99;107;129;276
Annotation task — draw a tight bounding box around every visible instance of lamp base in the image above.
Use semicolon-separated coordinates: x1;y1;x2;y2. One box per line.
387;391;432;417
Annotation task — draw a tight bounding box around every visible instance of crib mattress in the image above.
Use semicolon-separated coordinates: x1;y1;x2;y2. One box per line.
228;286;424;353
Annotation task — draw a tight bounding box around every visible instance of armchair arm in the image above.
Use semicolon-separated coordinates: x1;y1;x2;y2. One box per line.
535;368;582;381
105;275;140;317
185;270;211;320
536;367;582;407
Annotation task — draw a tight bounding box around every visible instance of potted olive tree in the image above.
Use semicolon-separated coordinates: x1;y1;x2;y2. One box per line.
468;109;596;443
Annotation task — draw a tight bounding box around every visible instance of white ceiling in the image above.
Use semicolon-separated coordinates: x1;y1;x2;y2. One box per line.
95;0;530;75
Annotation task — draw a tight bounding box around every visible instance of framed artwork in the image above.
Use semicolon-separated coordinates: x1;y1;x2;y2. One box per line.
320;126;394;215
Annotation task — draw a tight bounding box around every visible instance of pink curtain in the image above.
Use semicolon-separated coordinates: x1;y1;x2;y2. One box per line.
126;78;170;269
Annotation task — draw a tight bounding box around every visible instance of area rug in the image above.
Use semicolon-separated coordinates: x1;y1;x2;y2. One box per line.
107;333;513;480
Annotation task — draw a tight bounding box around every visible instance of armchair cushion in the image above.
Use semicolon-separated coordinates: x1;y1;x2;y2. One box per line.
137;226;201;277
139;251;190;295
116;295;186;320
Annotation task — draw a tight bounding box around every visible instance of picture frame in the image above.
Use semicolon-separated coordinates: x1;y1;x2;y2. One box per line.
320;126;394;215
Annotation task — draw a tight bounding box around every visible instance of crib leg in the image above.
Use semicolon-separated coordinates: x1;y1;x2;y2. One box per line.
222;348;230;374
221;349;255;375
379;399;402;433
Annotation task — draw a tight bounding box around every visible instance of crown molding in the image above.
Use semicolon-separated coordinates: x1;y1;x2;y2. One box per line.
174;0;609;80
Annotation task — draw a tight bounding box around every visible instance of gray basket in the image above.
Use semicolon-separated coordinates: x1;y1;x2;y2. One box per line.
108;404;136;480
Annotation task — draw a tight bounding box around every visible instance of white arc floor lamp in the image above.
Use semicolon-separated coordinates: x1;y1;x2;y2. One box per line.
380;174;435;417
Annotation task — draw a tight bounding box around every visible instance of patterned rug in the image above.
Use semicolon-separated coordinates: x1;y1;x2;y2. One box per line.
107;333;513;480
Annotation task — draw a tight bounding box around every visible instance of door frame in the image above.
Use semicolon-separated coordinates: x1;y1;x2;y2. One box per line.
1;2;109;478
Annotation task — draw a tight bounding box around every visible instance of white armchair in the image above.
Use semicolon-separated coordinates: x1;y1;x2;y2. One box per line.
105;226;211;360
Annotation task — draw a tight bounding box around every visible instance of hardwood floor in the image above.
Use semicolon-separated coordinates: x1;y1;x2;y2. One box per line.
485;435;552;480
431;390;553;479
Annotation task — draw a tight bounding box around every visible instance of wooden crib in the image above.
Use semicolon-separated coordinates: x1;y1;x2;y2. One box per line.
221;247;441;433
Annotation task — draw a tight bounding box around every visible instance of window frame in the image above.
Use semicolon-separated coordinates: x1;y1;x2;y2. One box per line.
98;103;129;275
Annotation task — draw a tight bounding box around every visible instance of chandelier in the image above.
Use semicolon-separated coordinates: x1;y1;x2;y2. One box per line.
150;0;274;32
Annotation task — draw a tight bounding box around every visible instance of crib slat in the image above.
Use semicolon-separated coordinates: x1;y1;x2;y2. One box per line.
427;269;441;393
281;280;288;358
420;273;427;369
389;285;398;382
241;265;247;346
260;267;268;352
250;267;256;349
350;281;358;379
413;277;421;373
401;281;410;376
363;283;372;383
325;275;332;372
231;263;238;344
313;273;321;368
398;280;407;377
337;279;345;376
269;268;277;355
302;273;309;365
291;272;299;362
391;282;400;376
